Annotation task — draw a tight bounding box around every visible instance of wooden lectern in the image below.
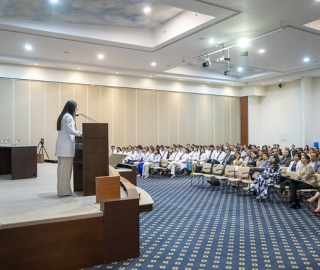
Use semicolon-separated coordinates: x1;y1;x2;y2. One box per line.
74;123;109;196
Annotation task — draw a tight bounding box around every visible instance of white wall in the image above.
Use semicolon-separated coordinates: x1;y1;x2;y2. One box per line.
248;80;302;148
313;76;320;146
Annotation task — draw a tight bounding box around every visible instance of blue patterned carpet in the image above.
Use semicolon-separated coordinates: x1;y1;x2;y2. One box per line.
87;175;320;270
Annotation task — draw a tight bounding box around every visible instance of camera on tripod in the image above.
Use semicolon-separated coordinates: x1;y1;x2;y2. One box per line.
38;138;49;160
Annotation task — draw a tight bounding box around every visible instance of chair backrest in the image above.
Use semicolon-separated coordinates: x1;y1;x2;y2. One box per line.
202;163;212;173
212;164;224;175
235;166;250;179
161;159;168;167
224;165;236;177
281;166;288;176
316;174;320;187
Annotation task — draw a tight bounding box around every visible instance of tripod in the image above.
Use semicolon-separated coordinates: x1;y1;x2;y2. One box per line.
38;138;49;159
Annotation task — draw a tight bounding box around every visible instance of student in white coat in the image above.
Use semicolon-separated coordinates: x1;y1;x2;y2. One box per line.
55;100;82;197
167;147;188;178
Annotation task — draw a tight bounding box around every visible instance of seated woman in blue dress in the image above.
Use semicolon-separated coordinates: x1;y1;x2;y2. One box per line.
248;154;281;201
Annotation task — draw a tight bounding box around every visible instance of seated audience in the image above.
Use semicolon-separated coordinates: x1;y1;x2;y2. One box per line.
279;153;301;197
246;151;259;167
306;188;320;214
167;147;188;178
288;153;317;209
310;152;320;173
279;149;291;167
248;154;281;201
142;149;161;178
191;147;207;174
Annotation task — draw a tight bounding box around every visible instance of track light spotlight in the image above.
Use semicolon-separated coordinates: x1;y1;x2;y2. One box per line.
202;55;211;67
278;83;282;88
224;69;230;76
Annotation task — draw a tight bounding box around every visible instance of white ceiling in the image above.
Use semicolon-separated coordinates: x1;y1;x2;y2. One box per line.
0;0;320;87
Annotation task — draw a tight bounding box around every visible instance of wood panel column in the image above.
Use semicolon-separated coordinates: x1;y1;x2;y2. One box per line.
240;97;248;145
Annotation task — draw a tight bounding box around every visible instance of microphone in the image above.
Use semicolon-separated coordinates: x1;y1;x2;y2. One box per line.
75;113;98;123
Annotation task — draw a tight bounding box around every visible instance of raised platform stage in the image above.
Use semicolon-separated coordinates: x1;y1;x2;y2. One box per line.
0;163;153;270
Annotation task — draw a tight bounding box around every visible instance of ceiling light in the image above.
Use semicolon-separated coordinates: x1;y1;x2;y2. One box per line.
237;67;243;72
24;44;33;51
238;38;250;48
97;54;104;59
50;0;58;3
78;68;80;70
303;57;310;62
143;7;151;13
116;72;119;74
209;38;215;44
35;63;37;65
279;79;281;82
259;49;265;53
151;62;156;66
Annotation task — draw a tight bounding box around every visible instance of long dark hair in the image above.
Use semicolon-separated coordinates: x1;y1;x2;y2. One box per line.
269;154;280;170
57;100;77;130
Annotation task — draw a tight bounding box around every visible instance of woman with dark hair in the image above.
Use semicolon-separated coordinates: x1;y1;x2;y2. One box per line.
288;153;317;209
279;152;301;197
55;100;82;197
248;154;281;201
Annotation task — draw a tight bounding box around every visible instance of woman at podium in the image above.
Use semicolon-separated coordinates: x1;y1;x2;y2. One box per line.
56;100;82;196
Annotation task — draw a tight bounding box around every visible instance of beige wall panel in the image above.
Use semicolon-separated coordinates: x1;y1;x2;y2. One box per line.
230;97;240;144
222;97;231;144
13;80;30;146
125;88;137;146
178;93;188;145
30;81;45;148
214;96;223;145
0;79;13;142
74;84;87;132
137;89;149;145
198;95;207;145
168;92;179;145
88;85;101;123
101;87;113;146
158;91;169;145
188;94;198;144
206;95;215;145
59;83;73;111
45;82;60;160
113;88;125;147
147;90;159;146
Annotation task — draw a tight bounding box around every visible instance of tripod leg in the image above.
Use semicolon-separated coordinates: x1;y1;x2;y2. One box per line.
43;146;50;160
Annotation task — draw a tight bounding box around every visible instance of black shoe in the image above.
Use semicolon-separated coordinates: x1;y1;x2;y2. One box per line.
207;180;214;185
290;203;301;209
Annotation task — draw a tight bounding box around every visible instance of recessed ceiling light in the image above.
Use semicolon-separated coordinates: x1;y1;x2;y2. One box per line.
78;68;80;70
303;57;310;62
143;7;151;13
50;0;58;3
116;72;119;74
279;79;281;82
151;62;156;66
238;38;250;48
263;82;265;85
97;54;104;59
209;38;215;44
237;67;243;72
259;49;265;53
150;76;152;77
35;63;37;65
24;44;33;51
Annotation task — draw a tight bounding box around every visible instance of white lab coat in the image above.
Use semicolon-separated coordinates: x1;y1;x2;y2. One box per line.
55;113;82;157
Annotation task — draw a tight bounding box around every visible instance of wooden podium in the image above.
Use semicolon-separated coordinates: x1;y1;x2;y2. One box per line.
74;123;109;196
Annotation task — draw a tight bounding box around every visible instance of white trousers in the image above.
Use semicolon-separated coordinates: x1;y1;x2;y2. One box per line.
167;161;183;175
142;163;151;177
57;156;74;196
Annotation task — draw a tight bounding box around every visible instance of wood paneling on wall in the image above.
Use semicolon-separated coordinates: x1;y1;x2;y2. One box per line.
0;79;241;160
